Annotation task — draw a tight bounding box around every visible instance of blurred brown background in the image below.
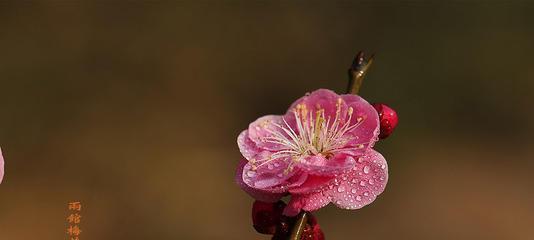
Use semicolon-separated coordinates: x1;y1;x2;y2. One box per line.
1;1;534;240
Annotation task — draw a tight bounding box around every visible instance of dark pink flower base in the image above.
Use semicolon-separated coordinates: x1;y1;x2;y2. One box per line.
252;200;325;240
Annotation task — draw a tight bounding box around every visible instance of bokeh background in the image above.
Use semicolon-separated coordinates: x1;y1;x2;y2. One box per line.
1;1;534;239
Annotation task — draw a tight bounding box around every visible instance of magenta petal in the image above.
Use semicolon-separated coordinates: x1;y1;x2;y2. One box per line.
283;192;330;216
247;115;289;151
285;149;388;213
328;149;388;210
287;89;347;119
289;175;334;195
0;147;4;184
340;94;380;152
235;160;284;202
241;150;309;191
296;154;356;176
237;130;262;161
242;159;292;190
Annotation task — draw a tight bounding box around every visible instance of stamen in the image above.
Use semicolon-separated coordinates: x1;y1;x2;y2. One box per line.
255;100;367;174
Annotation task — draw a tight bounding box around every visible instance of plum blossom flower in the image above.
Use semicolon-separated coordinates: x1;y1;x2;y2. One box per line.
0;147;4;184
236;89;388;216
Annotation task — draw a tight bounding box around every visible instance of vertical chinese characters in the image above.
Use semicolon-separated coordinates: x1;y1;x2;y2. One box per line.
66;202;82;240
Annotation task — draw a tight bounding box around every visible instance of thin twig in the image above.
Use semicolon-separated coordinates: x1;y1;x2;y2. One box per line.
288;212;308;240
347;51;374;95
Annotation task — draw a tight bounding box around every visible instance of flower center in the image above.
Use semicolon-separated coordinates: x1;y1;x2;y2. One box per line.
261;98;364;165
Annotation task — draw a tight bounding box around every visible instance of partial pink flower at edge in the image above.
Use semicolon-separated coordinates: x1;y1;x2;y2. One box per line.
0;147;4;184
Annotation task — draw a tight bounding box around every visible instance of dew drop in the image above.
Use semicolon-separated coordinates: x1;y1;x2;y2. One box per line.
337;186;345;192
368;179;375;185
267;164;274;170
357;157;364;163
351;189;357;194
356;195;362;201
246;171;256;177
363;191;370;196
363;165;370;174
359;180;366;187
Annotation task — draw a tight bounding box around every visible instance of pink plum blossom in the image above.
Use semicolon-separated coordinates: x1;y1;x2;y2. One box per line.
0;147;4;184
236;89;388;216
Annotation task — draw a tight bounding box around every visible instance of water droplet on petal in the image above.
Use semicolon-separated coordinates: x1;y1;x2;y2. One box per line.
246;171;256;177
267;164;274;170
363;165;370;174
337;186;345;192
351;189;357;194
364;191;370;196
356;195;362;201
368;179;375;185
359;180;366;187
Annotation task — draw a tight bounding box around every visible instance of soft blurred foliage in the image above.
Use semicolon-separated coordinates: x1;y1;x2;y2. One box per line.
1;1;534;240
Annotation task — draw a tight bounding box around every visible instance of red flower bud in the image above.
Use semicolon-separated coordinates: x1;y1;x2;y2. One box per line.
372;103;398;139
252;200;286;234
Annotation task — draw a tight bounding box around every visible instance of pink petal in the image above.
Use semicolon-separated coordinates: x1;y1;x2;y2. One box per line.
235;159;284;202
286;89;348;123
339;94;380;153
285;149;388;214
0;147;4;184
284;191;330;216
237;130;262;161
247;115;290;151
288;175;334;195
241;151;308;191
295;153;356;176
327;149;388;210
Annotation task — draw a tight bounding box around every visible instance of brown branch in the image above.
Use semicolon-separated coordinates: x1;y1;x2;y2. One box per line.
347;51;374;95
288;211;308;240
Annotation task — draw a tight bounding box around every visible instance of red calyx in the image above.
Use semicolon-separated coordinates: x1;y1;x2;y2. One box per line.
252;200;286;234
300;214;325;240
372;103;398;139
252;200;325;239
